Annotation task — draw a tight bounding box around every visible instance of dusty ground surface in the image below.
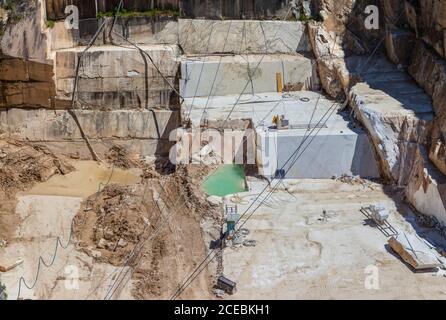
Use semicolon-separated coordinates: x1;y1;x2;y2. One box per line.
0;152;143;300
73;164;220;300
223;178;446;299
0;138;73;244
0;141;220;300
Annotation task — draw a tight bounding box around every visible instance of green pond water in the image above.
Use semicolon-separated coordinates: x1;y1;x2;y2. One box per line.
202;165;246;197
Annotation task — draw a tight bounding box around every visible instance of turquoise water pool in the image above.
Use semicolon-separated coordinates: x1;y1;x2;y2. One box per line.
202;165;246;197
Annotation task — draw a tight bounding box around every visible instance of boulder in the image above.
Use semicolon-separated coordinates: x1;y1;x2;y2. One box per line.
388;233;441;270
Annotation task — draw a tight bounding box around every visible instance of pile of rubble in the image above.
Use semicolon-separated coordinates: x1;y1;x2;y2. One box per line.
0;140;73;195
73;184;151;266
416;214;446;239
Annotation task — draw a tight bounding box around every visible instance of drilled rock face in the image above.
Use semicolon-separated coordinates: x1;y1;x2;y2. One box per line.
405;0;446;59
54;45;181;110
407;41;446;176
0;2;47;62
179;19;310;55
308;0;446;223
0;108;180;141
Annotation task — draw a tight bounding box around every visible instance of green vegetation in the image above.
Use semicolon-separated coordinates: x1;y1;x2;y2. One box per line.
297;11;322;23
45;19;55;29
1;0;13;11
96;8;179;19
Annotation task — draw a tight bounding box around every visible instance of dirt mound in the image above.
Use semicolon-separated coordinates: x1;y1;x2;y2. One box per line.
105;145;138;169
73;183;152;266
73;165;218;299
0;140;73;196
0;138;74;243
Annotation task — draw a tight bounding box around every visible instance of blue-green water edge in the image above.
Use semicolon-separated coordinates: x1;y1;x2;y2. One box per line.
202;165;247;197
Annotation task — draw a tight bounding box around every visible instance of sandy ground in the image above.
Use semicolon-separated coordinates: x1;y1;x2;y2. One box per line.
223;178;446;299
0;160;216;300
0;161;141;300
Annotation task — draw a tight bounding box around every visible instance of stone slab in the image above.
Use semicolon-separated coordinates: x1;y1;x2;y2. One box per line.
388;233;441;270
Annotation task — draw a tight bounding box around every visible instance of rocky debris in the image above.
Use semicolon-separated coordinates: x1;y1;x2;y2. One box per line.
106;145;138;169
207;195;222;207
72;164;218;299
335;174;365;185
416;209;446;239
0;139;73;195
74;183;151;266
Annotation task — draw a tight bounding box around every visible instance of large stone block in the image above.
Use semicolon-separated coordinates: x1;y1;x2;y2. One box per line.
257;130;380;179
179;19;310;54
0;58;53;82
180;54;318;97
0;82;55;108
0;108;180;141
49;18;179;51
55;45;180;79
54;45;181;109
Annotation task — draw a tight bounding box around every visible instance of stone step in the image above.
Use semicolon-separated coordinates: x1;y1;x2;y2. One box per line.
54;44;181;109
179;54;318;98
179;19;310;55
49;18;310;56
0;108;179;141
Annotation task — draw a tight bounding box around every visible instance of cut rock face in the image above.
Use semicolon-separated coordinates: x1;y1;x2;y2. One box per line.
180;54;318;98
54;44;181;110
307;13;446;225
179;19;310;55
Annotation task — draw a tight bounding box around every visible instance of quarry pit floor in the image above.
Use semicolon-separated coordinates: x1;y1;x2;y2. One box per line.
222;178;446;299
1;159;446;300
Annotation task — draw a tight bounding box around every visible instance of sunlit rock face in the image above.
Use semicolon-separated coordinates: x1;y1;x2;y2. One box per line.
307;0;446;223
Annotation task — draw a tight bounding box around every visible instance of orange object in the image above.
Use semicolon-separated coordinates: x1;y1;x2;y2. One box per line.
276;72;283;93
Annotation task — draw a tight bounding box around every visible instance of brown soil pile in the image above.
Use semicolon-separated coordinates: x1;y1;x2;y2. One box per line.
105;145;138;169
0;139;73;195
73;183;152;266
73;164;219;299
0;138;74;242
